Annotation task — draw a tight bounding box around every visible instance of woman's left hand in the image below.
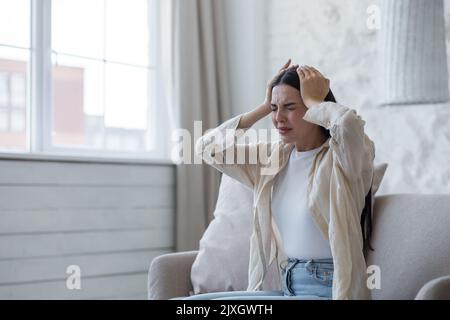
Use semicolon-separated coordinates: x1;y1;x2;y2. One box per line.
296;65;330;109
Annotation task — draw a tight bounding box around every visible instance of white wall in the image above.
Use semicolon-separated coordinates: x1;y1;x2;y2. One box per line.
223;0;271;129
266;0;382;109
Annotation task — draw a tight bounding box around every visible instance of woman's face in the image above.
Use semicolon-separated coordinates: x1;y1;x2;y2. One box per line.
271;84;317;144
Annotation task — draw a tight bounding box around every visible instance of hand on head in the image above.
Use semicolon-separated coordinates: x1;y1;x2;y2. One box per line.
264;59;330;110
296;65;330;109
263;59;299;106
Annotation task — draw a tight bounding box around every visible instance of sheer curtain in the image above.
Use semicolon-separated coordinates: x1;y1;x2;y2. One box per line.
156;0;232;251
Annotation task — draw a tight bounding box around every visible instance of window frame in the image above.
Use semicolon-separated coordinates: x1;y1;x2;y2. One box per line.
0;0;170;163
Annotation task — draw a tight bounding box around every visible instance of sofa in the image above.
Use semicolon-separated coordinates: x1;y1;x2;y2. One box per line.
148;176;450;299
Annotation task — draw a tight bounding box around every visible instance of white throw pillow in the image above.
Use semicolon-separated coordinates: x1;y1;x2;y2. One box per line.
190;173;253;294
190;163;388;295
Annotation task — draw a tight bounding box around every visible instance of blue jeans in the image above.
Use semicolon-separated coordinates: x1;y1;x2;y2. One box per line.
280;257;333;299
179;258;334;300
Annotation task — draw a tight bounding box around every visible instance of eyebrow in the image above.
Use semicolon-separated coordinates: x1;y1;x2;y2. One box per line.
271;102;297;107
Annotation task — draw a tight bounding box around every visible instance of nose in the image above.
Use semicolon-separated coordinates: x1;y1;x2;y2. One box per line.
275;109;286;123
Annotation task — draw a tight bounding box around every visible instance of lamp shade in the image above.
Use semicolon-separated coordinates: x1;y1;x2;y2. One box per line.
381;0;449;105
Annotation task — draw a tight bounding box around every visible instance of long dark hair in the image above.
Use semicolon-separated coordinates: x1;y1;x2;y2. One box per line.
272;67;374;256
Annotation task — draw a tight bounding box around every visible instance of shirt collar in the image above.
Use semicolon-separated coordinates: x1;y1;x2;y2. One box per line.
281;137;330;158
264;137;330;179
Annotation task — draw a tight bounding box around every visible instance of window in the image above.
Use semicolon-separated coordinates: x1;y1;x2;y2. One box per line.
0;0;30;150
0;0;167;160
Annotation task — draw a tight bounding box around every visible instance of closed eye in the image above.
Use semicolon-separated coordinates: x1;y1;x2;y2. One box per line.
271;103;296;111
284;103;296;109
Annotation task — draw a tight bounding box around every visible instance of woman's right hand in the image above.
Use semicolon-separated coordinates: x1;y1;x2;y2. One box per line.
263;59;298;109
238;59;296;129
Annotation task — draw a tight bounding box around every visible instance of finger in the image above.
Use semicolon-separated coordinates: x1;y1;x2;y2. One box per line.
304;65;316;74
300;65;313;77
284;65;298;74
279;59;291;72
309;66;324;77
296;66;306;79
277;64;295;77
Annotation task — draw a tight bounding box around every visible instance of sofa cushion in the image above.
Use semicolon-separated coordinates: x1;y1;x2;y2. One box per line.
191;163;388;295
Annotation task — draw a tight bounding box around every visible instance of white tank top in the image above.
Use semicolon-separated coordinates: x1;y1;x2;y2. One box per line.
271;146;332;259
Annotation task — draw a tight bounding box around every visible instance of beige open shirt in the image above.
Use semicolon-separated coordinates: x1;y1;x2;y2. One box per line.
195;101;375;299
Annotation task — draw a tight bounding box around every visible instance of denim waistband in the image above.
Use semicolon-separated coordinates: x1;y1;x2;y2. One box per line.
281;257;334;297
288;257;333;264
280;257;334;272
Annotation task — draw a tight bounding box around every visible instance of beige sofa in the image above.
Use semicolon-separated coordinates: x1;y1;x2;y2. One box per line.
148;193;450;300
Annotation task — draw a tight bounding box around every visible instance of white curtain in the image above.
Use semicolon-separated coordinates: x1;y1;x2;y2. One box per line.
157;0;232;251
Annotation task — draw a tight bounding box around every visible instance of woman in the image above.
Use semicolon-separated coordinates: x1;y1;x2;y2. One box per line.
190;59;375;300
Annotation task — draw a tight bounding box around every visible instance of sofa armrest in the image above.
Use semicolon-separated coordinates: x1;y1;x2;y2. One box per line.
147;250;198;300
415;275;450;300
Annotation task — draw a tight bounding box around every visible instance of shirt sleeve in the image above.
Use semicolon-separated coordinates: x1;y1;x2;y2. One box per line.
303;101;375;181
195;113;272;189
